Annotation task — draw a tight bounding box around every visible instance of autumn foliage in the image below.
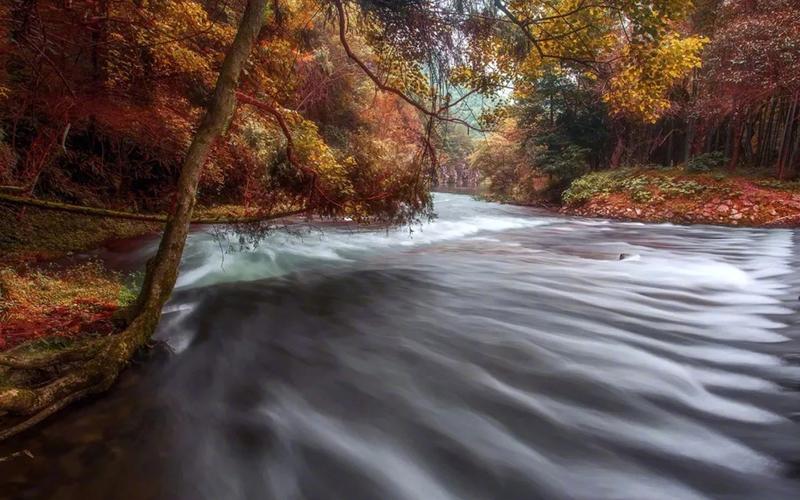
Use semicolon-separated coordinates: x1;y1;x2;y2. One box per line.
0;0;436;221
469;0;800;207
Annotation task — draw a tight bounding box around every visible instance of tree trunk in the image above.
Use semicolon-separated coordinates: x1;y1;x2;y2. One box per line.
728;117;742;171
777;93;797;180
684;118;694;164
610;122;626;168
0;0;270;441
760;98;775;167
132;0;268;318
789;96;800;179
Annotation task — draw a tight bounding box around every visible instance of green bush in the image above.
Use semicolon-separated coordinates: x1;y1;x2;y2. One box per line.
539;144;591;184
563;169;709;205
657;178;705;197
562;170;628;205
686;152;726;173
755;179;800;192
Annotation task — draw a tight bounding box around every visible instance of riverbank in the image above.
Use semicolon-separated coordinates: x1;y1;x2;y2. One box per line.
0;205;157;350
0;201;303;350
3;193;797;498
559;168;800;227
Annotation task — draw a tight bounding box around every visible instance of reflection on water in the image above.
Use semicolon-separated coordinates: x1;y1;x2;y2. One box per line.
1;194;799;500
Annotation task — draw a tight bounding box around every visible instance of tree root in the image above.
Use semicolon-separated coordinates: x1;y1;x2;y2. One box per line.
0;338;108;370
0;375;112;440
0;311;160;441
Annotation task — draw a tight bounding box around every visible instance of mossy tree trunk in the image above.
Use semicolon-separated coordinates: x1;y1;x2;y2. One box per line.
0;0;270;440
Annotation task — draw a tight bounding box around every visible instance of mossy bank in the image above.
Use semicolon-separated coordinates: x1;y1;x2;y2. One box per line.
560;168;800;227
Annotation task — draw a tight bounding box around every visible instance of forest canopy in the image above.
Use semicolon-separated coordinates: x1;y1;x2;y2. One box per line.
468;0;800;203
1;0;721;220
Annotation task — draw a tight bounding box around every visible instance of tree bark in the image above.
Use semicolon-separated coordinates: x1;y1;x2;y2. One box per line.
132;0;269;317
728;116;742;171
609;121;626;168
0;0;270;441
777;93;797;180
684;118;694;164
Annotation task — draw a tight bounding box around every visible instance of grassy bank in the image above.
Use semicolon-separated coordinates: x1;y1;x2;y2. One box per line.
0;205;156;351
0;200;302;351
560;168;800;226
0;204;159;262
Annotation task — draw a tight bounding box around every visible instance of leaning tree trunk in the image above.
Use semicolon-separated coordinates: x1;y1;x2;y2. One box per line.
0;0;269;441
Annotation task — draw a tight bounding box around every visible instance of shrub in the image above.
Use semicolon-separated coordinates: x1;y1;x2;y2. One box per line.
755;179;800;192
686;151;726;173
562;169;709;205
539;144;591;185
562;170;626;205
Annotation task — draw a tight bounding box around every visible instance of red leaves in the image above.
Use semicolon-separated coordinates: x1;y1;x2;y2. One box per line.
0;300;117;351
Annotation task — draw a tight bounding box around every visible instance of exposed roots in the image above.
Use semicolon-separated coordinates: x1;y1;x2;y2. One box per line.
0;311;159;441
0;338;108;370
0;375;113;441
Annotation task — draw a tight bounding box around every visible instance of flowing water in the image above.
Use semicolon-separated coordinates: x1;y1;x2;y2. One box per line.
2;193;799;499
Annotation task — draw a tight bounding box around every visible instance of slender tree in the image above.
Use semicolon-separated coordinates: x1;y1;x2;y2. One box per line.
0;0;270;440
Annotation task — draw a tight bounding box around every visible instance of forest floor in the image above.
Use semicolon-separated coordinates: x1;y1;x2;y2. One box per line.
560;168;800;227
0;204;157;351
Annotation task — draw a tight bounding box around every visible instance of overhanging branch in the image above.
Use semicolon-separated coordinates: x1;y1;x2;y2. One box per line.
0;193;307;224
332;0;486;133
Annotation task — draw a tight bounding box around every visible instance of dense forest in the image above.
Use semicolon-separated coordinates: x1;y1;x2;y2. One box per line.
472;0;800;206
1;0;798;440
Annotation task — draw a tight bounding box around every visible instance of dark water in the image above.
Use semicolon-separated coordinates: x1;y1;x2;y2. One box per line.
2;194;800;499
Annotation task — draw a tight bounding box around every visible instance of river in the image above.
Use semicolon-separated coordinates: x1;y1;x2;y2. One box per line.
1;193;799;499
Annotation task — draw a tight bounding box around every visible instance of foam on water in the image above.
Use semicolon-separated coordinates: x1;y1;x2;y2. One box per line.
5;193;798;500
173;211;555;289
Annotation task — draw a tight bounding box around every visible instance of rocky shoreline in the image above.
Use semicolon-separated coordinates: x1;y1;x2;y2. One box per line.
562;194;800;227
558;171;800;228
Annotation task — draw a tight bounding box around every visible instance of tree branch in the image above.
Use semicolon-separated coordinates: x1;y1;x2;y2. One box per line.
332;0;485;133
0;193;307;224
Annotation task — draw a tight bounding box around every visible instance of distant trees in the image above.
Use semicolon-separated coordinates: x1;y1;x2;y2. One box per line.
469;0;800;201
695;0;800;177
619;0;800;178
469;118;540;201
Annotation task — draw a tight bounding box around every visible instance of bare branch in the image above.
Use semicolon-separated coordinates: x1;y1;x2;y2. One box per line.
332;0;486;133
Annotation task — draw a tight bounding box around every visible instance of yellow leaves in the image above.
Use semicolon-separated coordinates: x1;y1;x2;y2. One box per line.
604;34;708;123
105;0;236;90
147;1;234;80
292;117;355;196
